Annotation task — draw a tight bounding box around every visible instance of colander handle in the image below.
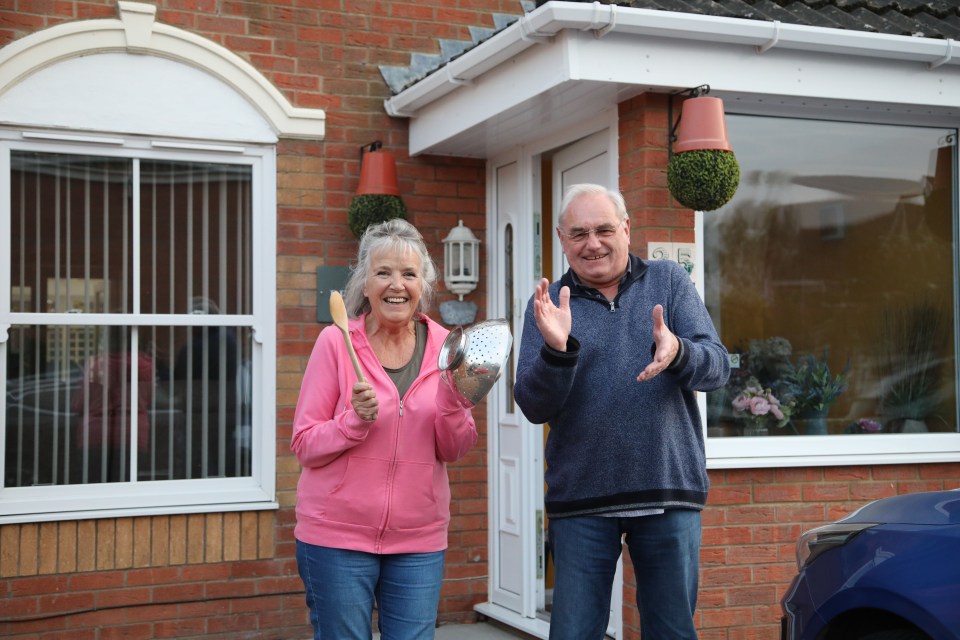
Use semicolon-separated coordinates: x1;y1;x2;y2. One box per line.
438;327;467;371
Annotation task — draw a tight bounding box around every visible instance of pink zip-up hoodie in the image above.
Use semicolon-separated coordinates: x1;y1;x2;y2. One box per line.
291;313;477;554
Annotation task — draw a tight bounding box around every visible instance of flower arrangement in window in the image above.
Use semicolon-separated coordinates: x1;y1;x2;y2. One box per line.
789;352;849;416
715;336;798;436
729;336;795;395
714;336;850;437
731;378;792;434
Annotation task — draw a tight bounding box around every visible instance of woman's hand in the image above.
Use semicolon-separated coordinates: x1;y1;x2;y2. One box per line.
351;381;379;422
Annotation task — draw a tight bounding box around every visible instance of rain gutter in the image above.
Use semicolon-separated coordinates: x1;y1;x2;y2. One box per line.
384;0;959;118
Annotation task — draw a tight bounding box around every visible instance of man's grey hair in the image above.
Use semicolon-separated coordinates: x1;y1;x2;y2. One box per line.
557;184;628;228
343;218;438;318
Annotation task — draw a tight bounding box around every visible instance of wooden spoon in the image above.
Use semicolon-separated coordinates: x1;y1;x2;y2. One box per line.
329;290;365;382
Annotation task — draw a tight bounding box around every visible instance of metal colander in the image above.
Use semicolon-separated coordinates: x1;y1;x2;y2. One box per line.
438;318;513;407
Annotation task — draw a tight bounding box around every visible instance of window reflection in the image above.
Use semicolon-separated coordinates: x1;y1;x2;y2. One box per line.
705;116;957;437
4;323;253;487
5;150;255;487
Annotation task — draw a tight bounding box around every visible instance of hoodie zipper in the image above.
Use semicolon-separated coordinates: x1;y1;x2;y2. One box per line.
374;384;420;552
361;320;432;552
375;386;402;553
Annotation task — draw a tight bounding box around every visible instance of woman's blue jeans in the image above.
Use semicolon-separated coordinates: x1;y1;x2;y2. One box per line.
296;539;445;640
547;509;701;640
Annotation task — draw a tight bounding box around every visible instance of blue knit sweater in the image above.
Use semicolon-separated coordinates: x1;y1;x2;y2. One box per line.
514;255;730;518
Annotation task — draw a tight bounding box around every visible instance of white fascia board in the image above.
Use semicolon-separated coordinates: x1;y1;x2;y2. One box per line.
573;31;960;109
405;26;960;156
386;1;959;124
571;5;955;63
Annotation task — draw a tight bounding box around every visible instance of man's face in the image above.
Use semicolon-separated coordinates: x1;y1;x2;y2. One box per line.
557;192;630;291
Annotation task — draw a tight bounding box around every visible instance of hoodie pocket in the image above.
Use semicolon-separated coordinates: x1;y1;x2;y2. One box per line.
387;461;441;530
325;456;391;528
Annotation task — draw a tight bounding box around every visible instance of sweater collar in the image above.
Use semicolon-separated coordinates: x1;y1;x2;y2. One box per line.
560;253;649;295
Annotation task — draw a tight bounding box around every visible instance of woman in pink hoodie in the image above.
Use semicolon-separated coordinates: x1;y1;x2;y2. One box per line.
292;218;478;640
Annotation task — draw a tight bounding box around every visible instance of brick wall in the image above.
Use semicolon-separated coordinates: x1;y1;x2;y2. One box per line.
1;0;502;637
3;2;960;640
0;513;299;638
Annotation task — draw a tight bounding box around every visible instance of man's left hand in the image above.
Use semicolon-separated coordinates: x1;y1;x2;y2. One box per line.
636;304;679;382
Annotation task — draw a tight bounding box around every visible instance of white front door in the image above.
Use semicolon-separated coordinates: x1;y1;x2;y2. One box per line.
485;155;540;619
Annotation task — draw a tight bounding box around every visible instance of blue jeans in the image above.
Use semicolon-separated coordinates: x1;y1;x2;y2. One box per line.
547;509;701;640
296;539;445;640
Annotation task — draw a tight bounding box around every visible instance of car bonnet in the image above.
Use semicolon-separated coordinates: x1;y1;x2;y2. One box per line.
841;489;960;526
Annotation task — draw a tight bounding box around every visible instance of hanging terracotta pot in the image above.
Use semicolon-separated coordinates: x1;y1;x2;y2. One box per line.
673;96;732;153
357;147;400;196
348;144;406;238
668;96;740;212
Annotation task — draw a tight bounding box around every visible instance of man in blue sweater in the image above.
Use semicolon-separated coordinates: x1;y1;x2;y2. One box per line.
514;184;730;640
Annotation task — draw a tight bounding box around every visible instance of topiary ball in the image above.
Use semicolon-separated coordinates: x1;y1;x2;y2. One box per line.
347;193;408;238
667;149;741;212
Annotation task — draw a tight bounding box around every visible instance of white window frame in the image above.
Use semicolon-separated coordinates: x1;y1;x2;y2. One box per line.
0;130;278;523
700;106;960;470
0;0;325;524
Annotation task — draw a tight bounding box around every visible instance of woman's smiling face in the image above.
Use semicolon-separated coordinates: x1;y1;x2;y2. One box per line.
363;245;423;327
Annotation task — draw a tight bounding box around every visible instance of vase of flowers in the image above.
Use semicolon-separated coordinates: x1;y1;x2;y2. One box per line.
732;377;792;436
789;352;849;436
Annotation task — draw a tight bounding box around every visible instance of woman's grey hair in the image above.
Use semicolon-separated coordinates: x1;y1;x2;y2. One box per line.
557;184;628;228
343;218;438;318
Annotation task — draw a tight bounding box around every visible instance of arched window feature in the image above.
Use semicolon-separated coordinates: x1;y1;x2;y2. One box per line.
0;2;325;523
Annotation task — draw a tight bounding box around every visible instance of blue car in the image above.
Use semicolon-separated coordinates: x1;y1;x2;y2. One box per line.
781;489;960;640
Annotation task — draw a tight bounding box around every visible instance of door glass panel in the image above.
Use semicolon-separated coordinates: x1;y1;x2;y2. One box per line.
504;223;515;414
704;116;957;438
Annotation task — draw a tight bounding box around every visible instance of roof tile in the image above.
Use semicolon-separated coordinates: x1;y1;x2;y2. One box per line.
380;1;960;95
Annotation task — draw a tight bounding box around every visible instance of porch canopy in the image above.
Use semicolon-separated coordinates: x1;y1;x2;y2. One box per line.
383;1;960;159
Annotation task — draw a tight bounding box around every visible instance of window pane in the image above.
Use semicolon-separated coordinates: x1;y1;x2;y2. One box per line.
4;324;253;486
166;323;253;479
4;325;80;486
704;117;957;438
5;151;256;489
10;152;132;313
141;161;253;315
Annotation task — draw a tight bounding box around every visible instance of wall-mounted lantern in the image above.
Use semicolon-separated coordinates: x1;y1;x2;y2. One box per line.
439;220;481;325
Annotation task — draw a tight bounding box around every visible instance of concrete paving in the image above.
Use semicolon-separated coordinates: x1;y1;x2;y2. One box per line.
372;621;536;639
435;622;530;638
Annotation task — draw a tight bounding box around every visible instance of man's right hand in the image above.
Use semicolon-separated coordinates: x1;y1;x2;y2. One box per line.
533;278;571;352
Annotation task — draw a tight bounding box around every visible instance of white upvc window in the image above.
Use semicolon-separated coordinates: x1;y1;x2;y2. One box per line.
702;113;959;468
0;131;278;522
